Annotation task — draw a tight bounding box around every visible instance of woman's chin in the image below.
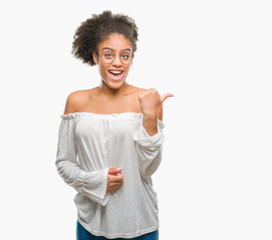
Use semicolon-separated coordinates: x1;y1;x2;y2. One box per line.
104;79;126;89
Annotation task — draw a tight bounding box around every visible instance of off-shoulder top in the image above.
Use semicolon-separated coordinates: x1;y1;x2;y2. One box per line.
55;112;165;238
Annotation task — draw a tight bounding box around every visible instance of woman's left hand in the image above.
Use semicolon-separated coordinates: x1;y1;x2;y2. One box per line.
137;88;174;117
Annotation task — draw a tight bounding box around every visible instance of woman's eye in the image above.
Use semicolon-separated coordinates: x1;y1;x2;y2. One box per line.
104;53;113;58
121;54;130;59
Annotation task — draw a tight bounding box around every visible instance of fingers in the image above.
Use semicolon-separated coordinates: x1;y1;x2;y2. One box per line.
108;168;122;175
137;88;174;103
137;88;160;99
110;173;123;184
115;173;124;183
160;93;174;103
106;173;124;194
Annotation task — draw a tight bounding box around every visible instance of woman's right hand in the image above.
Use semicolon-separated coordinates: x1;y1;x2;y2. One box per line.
106;168;124;194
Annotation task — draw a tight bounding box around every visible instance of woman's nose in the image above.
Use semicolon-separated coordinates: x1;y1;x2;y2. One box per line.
112;54;122;67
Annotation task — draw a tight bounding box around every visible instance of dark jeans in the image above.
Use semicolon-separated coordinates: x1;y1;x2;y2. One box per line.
76;221;159;240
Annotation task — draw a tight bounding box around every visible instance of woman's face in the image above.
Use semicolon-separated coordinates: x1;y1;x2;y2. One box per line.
93;33;133;90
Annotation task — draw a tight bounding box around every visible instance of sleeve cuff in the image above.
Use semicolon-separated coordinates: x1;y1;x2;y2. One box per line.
134;120;165;149
80;168;110;206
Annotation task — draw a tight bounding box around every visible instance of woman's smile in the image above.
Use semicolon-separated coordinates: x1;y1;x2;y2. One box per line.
108;70;124;81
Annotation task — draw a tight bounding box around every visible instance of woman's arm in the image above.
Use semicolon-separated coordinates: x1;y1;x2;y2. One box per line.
134;88;173;178
56;93;123;201
134;119;165;178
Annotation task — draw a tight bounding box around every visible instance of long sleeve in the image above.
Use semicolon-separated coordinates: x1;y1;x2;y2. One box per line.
55;116;110;206
134;119;165;178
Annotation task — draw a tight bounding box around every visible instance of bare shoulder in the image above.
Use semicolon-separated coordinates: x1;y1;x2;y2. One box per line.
125;85;147;99
63;89;91;115
135;86;146;92
128;85;162;94
126;84;146;94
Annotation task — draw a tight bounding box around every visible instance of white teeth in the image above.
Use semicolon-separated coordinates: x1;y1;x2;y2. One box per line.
109;71;122;74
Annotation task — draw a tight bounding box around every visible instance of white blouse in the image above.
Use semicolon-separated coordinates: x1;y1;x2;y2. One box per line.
55;112;165;238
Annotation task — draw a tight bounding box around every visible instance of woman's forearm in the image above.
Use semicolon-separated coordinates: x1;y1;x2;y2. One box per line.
142;112;158;136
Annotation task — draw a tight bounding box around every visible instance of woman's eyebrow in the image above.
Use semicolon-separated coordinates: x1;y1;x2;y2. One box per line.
102;47;132;52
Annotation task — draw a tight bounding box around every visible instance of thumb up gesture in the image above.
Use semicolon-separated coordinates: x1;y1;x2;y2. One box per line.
137;88;174;117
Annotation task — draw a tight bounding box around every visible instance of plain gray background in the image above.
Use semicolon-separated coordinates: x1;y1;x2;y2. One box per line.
0;0;271;239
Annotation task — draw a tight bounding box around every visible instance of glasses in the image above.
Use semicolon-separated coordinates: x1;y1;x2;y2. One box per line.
99;50;132;64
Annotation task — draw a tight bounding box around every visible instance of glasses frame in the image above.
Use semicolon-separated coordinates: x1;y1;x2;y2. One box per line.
98;49;133;64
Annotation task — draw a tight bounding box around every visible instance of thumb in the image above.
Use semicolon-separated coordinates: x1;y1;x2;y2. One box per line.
160;93;174;103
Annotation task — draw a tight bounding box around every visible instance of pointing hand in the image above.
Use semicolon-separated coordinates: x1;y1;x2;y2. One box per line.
137;88;174;116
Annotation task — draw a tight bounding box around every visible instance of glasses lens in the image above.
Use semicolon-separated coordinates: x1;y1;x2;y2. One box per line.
120;52;131;63
101;51;114;63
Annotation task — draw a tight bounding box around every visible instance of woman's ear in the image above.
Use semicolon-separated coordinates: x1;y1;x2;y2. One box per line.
93;52;98;65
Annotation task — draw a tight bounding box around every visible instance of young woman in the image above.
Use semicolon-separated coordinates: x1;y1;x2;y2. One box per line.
55;10;173;240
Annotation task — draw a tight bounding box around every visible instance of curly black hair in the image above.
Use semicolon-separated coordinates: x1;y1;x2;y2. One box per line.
72;10;138;66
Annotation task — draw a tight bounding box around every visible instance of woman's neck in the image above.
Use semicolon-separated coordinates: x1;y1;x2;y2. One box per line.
98;81;129;97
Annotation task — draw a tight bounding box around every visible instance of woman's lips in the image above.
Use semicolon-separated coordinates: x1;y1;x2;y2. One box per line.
108;70;124;81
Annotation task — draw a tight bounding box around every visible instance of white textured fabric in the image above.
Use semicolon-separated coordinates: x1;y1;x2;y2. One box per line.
55;112;165;238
